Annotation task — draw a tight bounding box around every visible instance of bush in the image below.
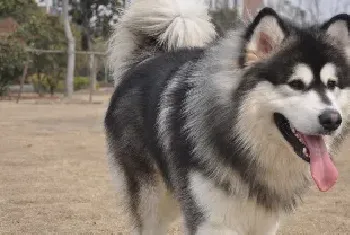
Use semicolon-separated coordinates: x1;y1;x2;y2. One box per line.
0;39;26;96
57;76;94;92
28;73;56;96
74;76;89;90
29;74;93;96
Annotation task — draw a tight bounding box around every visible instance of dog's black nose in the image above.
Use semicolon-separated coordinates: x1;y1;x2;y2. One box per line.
318;109;342;132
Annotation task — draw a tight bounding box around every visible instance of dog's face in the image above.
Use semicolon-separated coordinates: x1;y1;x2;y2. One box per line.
237;8;350;192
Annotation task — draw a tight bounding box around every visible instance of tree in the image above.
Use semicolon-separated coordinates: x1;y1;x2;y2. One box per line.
15;11;69;96
63;0;74;98
2;0;74;96
0;0;39;24
0;0;44;96
67;0;122;50
0;39;26;96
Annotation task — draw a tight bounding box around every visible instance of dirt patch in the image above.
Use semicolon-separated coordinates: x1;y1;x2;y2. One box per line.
0;94;349;234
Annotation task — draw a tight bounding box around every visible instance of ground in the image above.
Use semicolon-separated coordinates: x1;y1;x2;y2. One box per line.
1;92;350;234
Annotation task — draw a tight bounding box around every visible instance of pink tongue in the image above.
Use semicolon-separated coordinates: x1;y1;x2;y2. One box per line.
300;134;338;192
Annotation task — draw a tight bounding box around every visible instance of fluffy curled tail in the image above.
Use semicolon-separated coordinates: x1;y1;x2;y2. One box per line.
108;0;216;85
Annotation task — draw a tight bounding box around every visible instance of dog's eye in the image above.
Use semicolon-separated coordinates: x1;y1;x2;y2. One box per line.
327;80;337;90
288;80;305;90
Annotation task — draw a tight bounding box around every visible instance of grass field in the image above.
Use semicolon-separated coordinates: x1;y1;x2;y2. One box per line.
1;93;349;234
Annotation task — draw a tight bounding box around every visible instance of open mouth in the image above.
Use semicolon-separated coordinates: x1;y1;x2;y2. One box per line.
273;113;311;162
273;113;338;192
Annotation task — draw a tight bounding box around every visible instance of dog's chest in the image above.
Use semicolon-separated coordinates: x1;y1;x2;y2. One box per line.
189;172;282;234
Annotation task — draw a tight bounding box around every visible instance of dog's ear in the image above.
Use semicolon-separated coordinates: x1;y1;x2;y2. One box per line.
321;14;349;46
239;8;288;68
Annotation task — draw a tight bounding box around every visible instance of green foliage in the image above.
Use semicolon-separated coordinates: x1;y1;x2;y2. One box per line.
1;0;69;97
28;72;64;96
16;13;67;49
16;13;68;96
1;0;109;96
73;76;90;90
57;76;92;92
28;73;50;96
0;0;38;24
0;39;26;96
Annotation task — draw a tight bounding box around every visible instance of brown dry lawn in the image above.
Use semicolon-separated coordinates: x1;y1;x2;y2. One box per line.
1;93;349;234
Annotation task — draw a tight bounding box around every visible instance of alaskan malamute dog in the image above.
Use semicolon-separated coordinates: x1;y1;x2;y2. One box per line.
105;0;350;234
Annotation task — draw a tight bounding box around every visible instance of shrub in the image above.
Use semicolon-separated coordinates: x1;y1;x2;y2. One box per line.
28;73;55;96
74;76;89;90
57;76;94;92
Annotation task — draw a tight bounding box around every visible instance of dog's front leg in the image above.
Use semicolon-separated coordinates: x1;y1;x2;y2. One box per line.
185;172;279;235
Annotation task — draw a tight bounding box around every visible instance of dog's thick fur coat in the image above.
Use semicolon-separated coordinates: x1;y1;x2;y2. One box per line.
105;1;350;234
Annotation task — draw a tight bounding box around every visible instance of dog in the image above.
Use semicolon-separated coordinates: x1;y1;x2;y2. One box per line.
105;0;350;234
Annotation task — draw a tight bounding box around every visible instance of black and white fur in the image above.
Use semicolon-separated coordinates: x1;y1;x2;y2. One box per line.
105;1;350;234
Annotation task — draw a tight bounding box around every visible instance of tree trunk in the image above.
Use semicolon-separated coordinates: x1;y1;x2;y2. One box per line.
63;0;75;98
89;53;97;103
16;55;29;103
81;1;91;51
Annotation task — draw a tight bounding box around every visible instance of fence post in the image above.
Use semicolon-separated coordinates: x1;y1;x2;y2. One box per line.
89;53;97;103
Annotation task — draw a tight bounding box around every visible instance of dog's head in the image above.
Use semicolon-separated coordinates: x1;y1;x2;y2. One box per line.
236;8;350;192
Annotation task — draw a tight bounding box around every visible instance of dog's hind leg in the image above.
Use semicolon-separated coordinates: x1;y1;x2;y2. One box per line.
108;151;179;235
137;175;180;235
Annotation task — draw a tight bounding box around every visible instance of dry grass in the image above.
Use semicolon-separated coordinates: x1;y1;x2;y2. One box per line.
0;93;349;234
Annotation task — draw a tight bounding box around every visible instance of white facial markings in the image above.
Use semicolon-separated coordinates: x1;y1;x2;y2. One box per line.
271;88;331;134
320;63;338;86
288;63;313;88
